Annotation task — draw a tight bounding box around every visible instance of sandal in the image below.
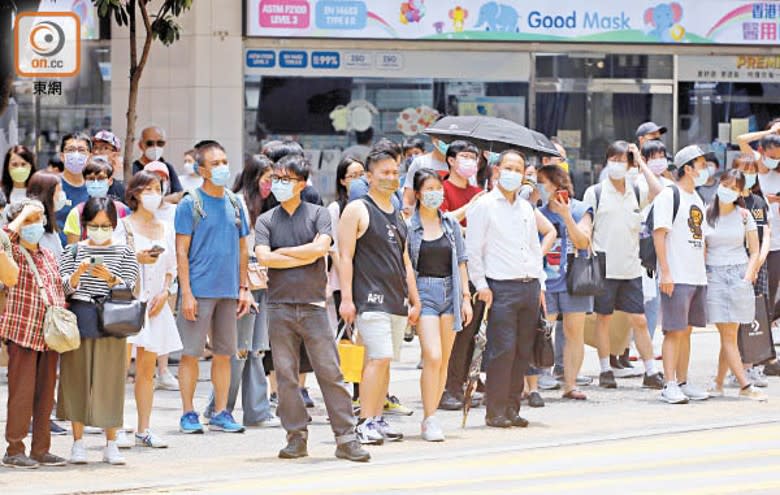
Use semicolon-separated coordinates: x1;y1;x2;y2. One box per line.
562;389;587;400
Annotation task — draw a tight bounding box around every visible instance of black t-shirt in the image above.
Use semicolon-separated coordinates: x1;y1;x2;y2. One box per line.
745;193;769;244
417;234;452;278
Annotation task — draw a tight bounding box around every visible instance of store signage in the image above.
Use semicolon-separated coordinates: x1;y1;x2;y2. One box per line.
311;51;341;68
679;55;780;82
246;0;780;46
246;50;277;67
279;50;308;67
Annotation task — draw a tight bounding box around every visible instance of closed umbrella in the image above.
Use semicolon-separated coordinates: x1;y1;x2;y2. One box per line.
462;299;490;429
424;116;560;157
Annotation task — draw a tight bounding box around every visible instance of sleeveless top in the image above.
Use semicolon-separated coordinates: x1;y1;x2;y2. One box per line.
353;196;408;316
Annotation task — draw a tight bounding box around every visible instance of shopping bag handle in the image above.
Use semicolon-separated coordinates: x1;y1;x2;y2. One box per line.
336;322;357;343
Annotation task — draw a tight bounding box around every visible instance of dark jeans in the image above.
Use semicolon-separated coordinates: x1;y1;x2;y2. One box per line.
484;278;541;418
445;282;486;398
768;251;780;321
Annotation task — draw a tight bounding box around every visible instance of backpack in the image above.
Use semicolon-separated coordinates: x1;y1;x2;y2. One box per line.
186;188;242;232
639;185;680;277
593;182;641;213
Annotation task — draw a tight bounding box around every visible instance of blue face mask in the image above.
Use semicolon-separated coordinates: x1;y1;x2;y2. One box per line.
209;164;231;187
744;173;757;190
435;140;449;156
538;185;551;206
694;167;709;187
421;190;444;209
86;179;109;198
498;170;523;192
20;222;45;245
271;179;295;203
487;152;500;166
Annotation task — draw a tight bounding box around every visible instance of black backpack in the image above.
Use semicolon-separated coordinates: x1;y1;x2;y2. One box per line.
639;185;680;277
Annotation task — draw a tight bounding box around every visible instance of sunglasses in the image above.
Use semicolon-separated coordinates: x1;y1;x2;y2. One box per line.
144;140;166;147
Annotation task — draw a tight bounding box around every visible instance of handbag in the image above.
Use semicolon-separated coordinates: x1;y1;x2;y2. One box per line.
94;284;147;338
739;294;775;365
19;246;80;353
336;323;365;383
532;308;555;368
247;259;268;291
566;248;606;297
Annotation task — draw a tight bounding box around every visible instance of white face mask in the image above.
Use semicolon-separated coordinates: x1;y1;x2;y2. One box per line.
647;158;667;176
144;146;164;161
606;161;627;181
140;193;162;212
183;161;195;175
626;167;640;184
54;190;68;212
87;226;112;244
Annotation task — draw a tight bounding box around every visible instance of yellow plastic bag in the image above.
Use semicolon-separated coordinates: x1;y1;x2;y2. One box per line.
337;324;364;383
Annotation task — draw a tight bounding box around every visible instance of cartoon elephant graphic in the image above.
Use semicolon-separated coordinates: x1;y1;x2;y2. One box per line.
475;2;520;33
644;2;685;42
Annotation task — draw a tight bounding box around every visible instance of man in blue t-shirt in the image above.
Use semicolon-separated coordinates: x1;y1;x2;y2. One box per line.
56;133;92;245
174;141;253;434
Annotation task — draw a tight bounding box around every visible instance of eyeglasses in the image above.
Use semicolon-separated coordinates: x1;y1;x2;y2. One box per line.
270;175;301;185
64;147;89;154
86;224;112;231
144;140;166;147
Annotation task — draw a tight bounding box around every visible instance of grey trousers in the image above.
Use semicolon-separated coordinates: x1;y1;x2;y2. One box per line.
267;303;356;445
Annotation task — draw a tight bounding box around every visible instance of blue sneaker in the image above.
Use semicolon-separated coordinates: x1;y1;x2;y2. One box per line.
208;410;245;433
179;411;204;434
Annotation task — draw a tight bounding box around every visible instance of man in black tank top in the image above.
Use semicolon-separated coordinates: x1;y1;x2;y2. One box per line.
339;150;421;444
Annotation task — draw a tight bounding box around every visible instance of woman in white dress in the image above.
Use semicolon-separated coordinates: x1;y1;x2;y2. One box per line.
123;170;182;447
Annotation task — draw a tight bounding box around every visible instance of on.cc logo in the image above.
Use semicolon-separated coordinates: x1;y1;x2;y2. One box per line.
29;20;66;57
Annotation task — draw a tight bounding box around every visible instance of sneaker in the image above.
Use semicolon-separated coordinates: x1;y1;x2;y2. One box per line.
374;416;403;441
278;436;308;459
438;391;464;411
2;454;39;469
351;399;361;416
179;411;205;434
538;374;561;390
356;419;384;445
576;375;594;387
209;410;246;433
642;372;665;390
724;374;741;389
135;430;168;448
246;414;281;428
763;360;780;376
680;382;710;401
155;369;179;391
49;420;68;436
612;366;643;378
527;391;545;408
660;382;689;404
270;392;278;406
115;429;134;449
599;370;617;389
384;395;414;416
335;440;371;462
83;426;103;435
69;440;88;464
707;381;725;398
30;452;66;467
739;385;769;402
748;367;769;388
300;388;315;408
421;416;445;442
552;365;565;380
102;441;126;465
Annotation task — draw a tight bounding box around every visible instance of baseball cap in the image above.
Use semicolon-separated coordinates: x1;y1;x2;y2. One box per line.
93;130;121;151
635;122;668;139
144;161;170;178
674;145;706;168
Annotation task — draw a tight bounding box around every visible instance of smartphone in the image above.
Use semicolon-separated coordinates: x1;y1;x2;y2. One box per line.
556;190;570;204
149;245;166;257
628;151;635;164
89;255;104;265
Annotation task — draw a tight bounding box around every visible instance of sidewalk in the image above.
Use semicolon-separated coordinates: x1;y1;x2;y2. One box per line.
1;330;778;494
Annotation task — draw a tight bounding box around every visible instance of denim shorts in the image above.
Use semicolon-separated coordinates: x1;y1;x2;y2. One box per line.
546;290;594;315
706;264;755;325
418;276;455;318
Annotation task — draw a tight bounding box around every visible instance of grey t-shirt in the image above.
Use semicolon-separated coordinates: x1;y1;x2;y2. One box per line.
704;208;757;267
255;202;332;304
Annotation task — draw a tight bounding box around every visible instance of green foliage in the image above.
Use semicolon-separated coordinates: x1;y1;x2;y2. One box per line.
92;0;193;45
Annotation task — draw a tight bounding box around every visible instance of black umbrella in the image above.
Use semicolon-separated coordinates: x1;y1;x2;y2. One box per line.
424;116;560;157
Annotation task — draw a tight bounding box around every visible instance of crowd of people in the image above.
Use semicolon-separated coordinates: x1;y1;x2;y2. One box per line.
1;119;780;468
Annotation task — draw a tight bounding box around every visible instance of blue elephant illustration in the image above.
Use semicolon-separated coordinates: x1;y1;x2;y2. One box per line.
475;2;519;33
644;2;683;42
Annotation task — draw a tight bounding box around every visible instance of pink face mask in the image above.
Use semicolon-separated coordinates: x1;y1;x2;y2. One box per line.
456;158;478;179
260;181;272;199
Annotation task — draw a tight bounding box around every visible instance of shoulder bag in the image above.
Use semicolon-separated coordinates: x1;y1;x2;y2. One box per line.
532;307;555;368
94;283;147;338
19;246;80;353
566;247;606;297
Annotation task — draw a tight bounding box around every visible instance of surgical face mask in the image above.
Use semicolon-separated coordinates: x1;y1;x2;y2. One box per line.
260;180;272;199
707;165;717;178
141;193;162;212
487;152;500;166
421;190;444;209
716;185;739;204
54;190;68;212
606;161;627;181
9;166;31;184
647;158;667;176
183;161;195;175
376;178;400;193
764;156;780;170
144;146;164;162
518;184;534;201
64;152;88;174
498;169;523;192
626;167;640;184
87;226;112;244
456;158;478;179
435;140;448;156
209;164;230;187
20;222;45;244
86;179;109;198
538;185;551;205
694;167;709;187
271;179;295;202
744;173;757;190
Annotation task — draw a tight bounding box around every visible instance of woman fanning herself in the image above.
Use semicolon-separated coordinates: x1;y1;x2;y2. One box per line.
704;170;767;401
407;168;472;442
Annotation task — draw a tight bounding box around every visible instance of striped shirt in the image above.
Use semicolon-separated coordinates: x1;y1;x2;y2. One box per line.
0;229;66;352
59;243;139;302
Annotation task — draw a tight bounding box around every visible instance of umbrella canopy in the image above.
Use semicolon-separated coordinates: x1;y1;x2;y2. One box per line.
424;116;561;158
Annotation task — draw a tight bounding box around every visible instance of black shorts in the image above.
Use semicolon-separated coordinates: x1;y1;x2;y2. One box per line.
593;277;645;316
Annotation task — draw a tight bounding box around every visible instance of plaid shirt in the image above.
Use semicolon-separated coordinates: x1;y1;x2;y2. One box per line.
0;229;66;351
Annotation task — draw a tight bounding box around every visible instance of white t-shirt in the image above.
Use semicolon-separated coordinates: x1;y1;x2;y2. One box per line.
757;171;780;251
404;153;448;189
704;208;756;266
179;174;203;192
653;186;707;286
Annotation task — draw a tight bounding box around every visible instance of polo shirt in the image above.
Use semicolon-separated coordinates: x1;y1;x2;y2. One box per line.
255;201;332;304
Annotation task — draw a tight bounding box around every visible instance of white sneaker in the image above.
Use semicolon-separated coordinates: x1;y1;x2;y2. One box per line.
135;429;168;448
739;385;769;402
115;429;134;449
356;419;384;445
724;374;741;389
612;366;643;378
102;441;126;465
421;416;445;442
748;367;769;388
250;415;281;428
83;426;103;435
155;369;180;391
707;381;725;398
680;382;710;401
660;382;689;404
537;374;561;390
69;440;88;464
